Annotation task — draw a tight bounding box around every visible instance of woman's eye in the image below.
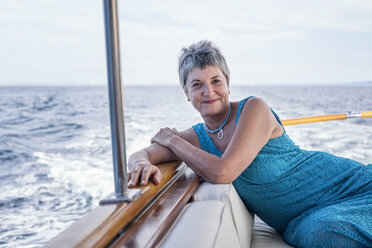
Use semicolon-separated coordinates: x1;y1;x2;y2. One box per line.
212;79;221;84
192;82;201;87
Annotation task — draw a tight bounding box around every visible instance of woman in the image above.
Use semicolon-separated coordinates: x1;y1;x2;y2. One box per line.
128;40;372;247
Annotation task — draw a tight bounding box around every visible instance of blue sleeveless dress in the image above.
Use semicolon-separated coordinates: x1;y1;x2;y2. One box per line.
192;97;372;248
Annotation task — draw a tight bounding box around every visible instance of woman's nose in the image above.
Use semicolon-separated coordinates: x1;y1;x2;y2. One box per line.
203;83;213;96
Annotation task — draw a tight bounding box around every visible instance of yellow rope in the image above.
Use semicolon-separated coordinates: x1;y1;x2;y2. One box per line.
282;111;372;126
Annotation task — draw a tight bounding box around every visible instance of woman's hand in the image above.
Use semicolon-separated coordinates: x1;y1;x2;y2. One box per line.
128;160;161;187
150;127;180;147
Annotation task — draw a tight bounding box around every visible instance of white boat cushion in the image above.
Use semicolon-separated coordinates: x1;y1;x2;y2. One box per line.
192;183;254;248
160;200;240;248
251;216;293;248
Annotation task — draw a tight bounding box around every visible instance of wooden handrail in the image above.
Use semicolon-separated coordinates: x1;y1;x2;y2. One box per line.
111;168;200;247
45;161;191;248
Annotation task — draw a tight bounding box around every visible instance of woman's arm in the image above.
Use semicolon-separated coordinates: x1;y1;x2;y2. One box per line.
128;128;200;186
151;98;281;184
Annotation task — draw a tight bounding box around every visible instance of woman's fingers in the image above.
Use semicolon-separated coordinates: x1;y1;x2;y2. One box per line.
140;166;152;185
128;163;162;187
128;167;142;187
152;167;162;185
140;165;162;185
171;128;178;134
150;128;176;147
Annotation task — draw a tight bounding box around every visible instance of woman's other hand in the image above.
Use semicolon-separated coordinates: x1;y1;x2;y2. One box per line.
150;127;180;147
128;160;161;187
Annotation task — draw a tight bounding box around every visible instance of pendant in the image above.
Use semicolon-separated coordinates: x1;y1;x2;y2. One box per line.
217;129;223;139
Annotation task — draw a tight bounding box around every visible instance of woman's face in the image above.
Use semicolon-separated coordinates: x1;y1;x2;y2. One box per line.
184;65;230;117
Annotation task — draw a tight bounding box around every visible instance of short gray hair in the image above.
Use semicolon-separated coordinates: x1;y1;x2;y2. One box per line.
178;40;230;87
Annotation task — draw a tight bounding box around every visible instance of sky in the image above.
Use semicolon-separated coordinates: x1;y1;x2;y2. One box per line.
0;0;371;86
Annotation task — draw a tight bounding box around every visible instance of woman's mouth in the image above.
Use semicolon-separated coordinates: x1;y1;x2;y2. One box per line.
202;99;219;104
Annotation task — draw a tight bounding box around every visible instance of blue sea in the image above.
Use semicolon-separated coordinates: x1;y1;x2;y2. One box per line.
0;85;371;247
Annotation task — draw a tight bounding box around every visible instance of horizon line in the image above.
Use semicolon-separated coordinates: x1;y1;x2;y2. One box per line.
0;81;372;87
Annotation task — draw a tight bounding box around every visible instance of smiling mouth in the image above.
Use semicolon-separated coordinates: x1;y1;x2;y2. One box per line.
202;99;219;104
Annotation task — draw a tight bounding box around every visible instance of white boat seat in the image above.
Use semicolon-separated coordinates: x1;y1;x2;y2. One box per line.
160;200;240;248
192;183;254;248
251;216;293;248
160;182;293;248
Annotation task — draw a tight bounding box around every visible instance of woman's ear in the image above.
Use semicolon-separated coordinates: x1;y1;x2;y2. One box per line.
227;80;231;94
182;85;189;99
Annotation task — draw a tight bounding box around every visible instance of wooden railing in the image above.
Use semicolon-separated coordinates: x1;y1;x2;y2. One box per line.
45;161;200;248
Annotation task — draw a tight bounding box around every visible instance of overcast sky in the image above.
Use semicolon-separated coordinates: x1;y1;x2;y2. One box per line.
0;0;371;86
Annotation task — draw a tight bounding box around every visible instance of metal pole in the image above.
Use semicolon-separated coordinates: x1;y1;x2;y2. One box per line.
100;0;140;204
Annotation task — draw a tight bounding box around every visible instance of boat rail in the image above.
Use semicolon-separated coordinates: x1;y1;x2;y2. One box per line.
45;161;200;247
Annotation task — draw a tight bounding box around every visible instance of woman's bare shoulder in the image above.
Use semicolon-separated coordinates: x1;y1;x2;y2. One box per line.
238;97;283;138
244;96;268;107
238;97;272;117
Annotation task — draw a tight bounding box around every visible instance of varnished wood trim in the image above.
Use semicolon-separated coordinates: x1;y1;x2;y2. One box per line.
110;168;200;248
45;161;184;248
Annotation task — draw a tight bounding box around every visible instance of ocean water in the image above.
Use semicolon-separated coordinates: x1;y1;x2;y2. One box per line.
0;85;371;247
